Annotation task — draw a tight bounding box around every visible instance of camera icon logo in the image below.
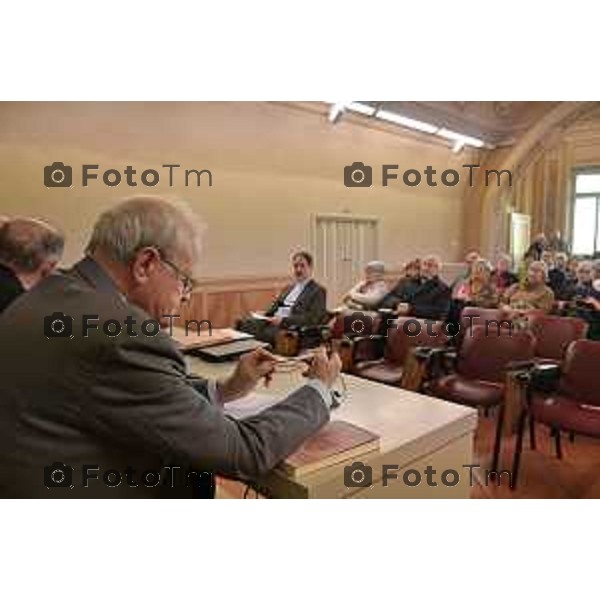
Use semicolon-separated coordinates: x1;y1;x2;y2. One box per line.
344;461;372;488
343;311;373;338
44;162;73;188
44;312;74;339
344;162;372;187
44;462;74;488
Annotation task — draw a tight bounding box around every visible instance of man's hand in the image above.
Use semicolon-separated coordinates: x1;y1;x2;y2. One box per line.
269;316;283;326
219;348;277;402
396;302;410;315
303;347;342;389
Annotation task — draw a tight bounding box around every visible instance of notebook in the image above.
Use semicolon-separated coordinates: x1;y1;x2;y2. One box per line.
279;420;380;477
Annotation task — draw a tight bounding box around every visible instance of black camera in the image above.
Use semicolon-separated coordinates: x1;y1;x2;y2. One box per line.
44;312;74;338
44;162;73;188
344;461;372;488
44;462;74;488
344;162;372;187
343;311;373;337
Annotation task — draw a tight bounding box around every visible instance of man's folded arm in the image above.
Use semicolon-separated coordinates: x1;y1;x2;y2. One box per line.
88;336;330;480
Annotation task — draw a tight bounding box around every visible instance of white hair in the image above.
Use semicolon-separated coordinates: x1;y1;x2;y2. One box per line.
86;196;204;274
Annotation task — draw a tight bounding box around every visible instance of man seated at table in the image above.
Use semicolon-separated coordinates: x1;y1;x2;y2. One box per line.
237;251;327;345
393;255;451;321
339;260;388;310
0;217;64;313
0;197;341;498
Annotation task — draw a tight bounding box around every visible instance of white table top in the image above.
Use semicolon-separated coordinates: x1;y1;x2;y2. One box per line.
186;356;477;457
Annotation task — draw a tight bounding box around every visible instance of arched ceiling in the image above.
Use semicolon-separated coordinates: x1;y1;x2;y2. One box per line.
359;101;561;147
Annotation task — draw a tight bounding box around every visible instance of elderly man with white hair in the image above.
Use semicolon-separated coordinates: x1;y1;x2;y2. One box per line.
340;260;388;310
0;196;340;498
0;216;64;313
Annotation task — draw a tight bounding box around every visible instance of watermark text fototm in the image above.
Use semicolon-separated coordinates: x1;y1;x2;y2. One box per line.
344;461;513;489
343;311;513;339
44;462;211;489
44;162;212;188
44;312;212;339
344;162;512;188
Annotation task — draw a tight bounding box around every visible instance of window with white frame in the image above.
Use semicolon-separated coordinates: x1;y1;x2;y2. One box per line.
572;170;600;256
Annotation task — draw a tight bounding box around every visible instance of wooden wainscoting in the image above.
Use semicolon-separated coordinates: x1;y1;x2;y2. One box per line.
178;275;290;329
177;262;465;328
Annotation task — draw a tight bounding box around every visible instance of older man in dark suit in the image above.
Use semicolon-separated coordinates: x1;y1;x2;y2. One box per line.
0;197;340;498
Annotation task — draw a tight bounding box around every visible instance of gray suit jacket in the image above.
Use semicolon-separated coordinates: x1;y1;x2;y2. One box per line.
0;257;329;498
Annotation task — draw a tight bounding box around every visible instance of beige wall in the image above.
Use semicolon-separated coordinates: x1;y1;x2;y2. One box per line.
0;101;475;277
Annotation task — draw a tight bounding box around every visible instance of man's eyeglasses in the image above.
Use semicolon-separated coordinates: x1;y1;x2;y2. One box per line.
157;251;195;295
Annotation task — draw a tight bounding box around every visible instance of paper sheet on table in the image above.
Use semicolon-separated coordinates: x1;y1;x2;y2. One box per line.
250;312;271;321
224;392;285;419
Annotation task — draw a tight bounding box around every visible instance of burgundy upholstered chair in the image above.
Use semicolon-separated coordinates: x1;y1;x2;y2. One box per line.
511;339;600;488
352;317;447;387
426;324;536;474
528;314;588;364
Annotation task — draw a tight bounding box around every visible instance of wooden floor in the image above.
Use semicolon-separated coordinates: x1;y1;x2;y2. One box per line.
472;414;600;499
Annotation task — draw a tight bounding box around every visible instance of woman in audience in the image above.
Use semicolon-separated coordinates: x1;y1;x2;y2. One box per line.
341;260;389;310
453;258;498;308
547;251;571;300
451;249;480;299
491;254;518;294
502;260;555;319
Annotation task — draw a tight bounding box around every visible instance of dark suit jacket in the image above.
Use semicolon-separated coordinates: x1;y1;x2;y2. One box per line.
0;257;329;498
0;263;24;314
408;276;452;320
378;277;422;310
265;279;327;328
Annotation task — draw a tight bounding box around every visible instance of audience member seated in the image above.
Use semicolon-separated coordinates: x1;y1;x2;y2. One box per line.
237;251;327;346
394;255;451;321
566;256;579;285
524;232;547;261
547;252;571;300
339;261;388;310
377;258;421;310
491;253;518;294
452;258;498;308
450;250;480;299
563;260;600;340
0;217;64;313
502;260;555;321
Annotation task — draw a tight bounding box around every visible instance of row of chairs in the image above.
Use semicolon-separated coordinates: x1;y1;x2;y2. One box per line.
286;307;598;489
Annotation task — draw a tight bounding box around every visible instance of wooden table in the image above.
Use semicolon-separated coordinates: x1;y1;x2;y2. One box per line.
186;356;478;498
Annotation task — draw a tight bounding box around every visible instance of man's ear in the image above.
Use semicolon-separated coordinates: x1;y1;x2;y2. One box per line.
130;247;160;284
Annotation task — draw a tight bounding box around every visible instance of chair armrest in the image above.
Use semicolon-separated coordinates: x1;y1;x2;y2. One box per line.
414;347;457;380
518;363;562;394
506;359;537;372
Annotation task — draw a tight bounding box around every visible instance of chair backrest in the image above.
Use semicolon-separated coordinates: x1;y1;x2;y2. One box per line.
330;310;382;339
459;306;511;343
384;318;447;364
559;339;600;406
528;314;589;361
458;324;536;383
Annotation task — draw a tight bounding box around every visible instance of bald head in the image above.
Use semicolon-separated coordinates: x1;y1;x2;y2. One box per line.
0;218;64;288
